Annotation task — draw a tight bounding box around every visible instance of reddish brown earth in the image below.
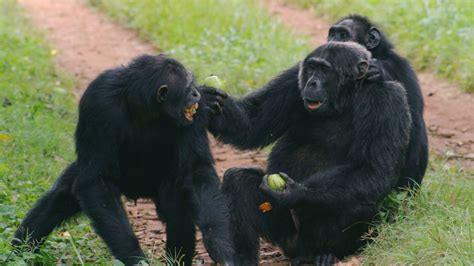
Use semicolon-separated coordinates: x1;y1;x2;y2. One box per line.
18;0;473;264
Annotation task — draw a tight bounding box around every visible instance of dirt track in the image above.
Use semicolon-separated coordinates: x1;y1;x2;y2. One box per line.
18;0;473;264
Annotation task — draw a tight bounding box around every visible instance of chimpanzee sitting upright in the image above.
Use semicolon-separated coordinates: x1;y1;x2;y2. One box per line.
12;54;235;265
205;42;411;264
328;14;428;189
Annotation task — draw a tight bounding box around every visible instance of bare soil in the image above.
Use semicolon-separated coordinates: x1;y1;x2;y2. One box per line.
18;0;473;264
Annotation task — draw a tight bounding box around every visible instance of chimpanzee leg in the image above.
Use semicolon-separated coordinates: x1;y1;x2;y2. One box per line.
154;190;196;266
73;178;145;265
192;166;236;264
13;162;81;250
222;167;297;264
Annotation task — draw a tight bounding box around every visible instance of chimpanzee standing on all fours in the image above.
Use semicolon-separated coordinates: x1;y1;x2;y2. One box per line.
13;54;236;265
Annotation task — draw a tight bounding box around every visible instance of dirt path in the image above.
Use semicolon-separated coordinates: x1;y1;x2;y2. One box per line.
18;0;277;264
265;0;474;167
17;0;472;264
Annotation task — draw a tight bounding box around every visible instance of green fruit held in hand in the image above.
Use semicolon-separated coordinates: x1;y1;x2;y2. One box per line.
204;75;223;89
267;174;286;192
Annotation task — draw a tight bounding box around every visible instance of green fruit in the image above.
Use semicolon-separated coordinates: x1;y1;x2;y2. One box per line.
267;174;286;192
204;75;223;89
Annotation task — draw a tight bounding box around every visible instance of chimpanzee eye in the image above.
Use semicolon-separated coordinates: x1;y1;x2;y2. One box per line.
328;30;334;38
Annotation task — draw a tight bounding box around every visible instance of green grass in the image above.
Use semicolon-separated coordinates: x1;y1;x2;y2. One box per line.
1;0;472;264
88;0;310;95
0;0;110;263
362;157;473;264
287;0;474;92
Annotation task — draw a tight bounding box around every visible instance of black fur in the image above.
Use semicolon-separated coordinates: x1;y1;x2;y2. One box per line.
207;42;411;264
328;14;428;188
12;54;235;265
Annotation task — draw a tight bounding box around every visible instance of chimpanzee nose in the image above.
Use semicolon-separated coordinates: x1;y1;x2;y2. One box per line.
193;90;201;100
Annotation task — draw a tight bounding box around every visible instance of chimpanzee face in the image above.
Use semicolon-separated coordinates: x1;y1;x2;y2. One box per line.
298;42;370;116
157;70;201;127
299;57;339;116
328;19;381;50
328;19;359;42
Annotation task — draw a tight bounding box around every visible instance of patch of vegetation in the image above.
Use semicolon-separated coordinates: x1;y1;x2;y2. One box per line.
0;0;110;263
88;0;310;95
287;0;474;92
362;157;473;264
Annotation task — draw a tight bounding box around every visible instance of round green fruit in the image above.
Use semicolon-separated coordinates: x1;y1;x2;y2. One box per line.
267;174;286;192
204;75;223;89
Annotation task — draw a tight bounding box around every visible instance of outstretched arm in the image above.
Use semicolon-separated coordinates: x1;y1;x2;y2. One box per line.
204;65;302;150
261;81;411;209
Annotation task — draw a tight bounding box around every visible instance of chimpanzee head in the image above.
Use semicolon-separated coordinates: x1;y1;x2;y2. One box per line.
124;54;201;127
327;14;393;56
298;42;371;116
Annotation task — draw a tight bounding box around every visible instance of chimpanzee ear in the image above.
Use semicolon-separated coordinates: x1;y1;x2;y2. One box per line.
356;61;369;80
157;85;168;103
366;27;381;50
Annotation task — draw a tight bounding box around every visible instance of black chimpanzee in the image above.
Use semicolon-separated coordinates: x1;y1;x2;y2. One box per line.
204;42;411;264
12;54;235;265
328;14;428;189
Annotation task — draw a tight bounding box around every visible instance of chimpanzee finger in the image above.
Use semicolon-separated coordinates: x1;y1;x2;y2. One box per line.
205;106;218;115
214;88;228;98
210;102;223;114
259;175;272;191
201;86;217;95
259;176;278;197
278;172;296;184
214;96;225;106
201;86;228;99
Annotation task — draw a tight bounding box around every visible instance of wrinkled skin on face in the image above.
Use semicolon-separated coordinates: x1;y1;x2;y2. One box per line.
328;18;381;50
122;55;201;127
156;69;201;126
298;42;371;116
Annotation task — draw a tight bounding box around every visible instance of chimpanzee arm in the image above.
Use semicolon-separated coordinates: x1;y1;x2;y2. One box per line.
261;81;411;209
190;163;236;264
206;65;302;150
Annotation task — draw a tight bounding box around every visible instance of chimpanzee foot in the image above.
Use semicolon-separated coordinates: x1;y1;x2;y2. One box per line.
314;253;338;266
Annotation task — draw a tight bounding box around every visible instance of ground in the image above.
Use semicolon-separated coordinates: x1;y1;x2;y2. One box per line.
17;0;474;264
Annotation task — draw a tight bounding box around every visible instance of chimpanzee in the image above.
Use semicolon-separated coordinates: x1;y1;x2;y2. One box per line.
12;54;235;265
328;14;428;188
204;42;411;264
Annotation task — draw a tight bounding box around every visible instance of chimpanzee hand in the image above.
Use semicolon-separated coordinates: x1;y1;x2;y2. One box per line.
201;86;228;115
259;172;304;207
366;59;385;83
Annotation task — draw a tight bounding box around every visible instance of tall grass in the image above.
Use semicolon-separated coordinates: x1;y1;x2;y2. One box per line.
362;157;473;264
0;0;109;263
89;0;311;95
288;0;474;92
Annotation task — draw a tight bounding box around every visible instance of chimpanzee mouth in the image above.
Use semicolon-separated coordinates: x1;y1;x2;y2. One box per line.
184;103;199;122
304;100;323;110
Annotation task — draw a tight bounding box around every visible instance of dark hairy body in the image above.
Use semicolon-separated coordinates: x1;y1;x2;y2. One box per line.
13;55;235;265
205;42;412;264
328;14;428;188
